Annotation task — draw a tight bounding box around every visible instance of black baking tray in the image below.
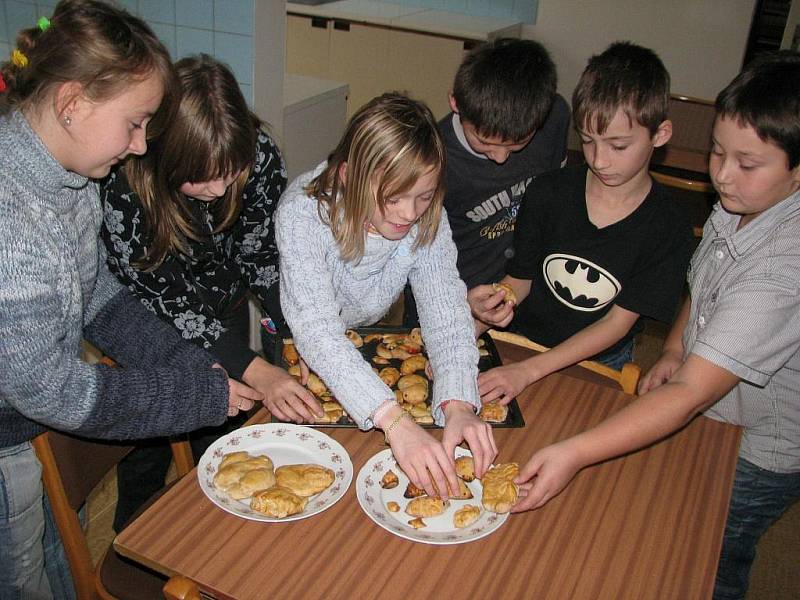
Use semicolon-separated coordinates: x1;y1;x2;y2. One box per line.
274;327;524;428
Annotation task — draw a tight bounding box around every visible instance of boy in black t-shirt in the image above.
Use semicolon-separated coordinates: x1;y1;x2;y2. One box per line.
403;38;570;326
470;42;692;404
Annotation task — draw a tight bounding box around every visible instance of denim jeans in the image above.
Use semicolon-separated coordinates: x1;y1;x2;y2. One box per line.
0;442;75;600
593;338;635;371
713;457;800;600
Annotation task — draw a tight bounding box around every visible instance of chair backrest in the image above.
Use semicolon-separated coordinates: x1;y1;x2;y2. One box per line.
654;94;716;174
650;170;716;238
488;329;641;395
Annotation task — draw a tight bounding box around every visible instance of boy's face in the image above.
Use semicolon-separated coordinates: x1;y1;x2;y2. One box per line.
710;116;800;227
578;108;671;190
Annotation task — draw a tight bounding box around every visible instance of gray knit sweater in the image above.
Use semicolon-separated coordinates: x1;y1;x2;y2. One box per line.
0;112;229;448
275;165;480;429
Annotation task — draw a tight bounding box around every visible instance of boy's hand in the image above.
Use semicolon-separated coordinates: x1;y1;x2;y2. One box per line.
511;440;584;512
478;363;533;405
213;363;264;416
638;348;683;394
441;401;497;478
243;357;323;423
467;284;515;328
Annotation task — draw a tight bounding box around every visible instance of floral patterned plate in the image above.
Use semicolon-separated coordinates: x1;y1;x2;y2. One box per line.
197;424;353;522
356;448;508;544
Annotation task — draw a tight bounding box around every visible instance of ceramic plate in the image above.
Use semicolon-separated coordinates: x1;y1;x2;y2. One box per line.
356;448;508;544
197;424;353;522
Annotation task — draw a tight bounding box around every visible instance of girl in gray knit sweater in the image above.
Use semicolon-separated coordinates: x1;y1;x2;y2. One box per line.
276;94;498;500
0;2;261;597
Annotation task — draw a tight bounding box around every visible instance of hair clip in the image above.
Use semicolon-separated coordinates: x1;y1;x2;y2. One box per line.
0;73;6;93
11;49;28;69
37;16;51;32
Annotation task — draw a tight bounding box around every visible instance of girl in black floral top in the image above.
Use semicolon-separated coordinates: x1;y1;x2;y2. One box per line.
100;54;322;529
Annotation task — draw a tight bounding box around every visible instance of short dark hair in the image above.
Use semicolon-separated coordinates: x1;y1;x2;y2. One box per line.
572;41;669;136
452;38;556;142
716;50;800;169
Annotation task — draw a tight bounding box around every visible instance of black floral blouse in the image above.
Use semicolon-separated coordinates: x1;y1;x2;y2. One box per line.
100;131;287;379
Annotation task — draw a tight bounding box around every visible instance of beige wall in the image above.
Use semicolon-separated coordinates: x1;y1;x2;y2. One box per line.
523;0;757;103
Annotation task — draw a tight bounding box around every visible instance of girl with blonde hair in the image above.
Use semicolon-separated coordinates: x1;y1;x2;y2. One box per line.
0;2;260;597
276;93;497;497
101;53;318;529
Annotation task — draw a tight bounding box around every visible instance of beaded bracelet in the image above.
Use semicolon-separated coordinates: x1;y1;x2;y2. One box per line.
383;410;410;444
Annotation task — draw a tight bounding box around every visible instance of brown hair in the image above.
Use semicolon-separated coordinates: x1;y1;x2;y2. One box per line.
306;93;445;263
0;0;178;140
572;41;670;136
124;54;260;269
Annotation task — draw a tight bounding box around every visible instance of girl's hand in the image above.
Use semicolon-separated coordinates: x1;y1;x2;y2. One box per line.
511;440;584;513
638;348;683;394
477;363;533;405
243;357;322;423
441;401;497;478
383;408;459;499
213;363;264;416
467;284;515;328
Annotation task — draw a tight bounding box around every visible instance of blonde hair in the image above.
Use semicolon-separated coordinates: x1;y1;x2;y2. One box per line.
124;54;259;269
307;93;445;263
0;0;177;139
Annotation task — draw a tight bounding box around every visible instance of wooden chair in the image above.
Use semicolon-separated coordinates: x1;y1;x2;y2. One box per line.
488;329;641;395
650;170;715;238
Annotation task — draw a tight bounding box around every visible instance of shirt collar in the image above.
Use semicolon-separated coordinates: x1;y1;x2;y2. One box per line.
710;189;800;258
451;113;487;160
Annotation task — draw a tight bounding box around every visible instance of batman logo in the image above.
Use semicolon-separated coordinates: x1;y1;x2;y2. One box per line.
542;254;620;312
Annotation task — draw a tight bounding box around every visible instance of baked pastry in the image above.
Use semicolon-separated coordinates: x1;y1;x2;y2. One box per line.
402;383;428;405
387;501;400;513
364;333;384;344
218;451;251;469
250;486;307;518
455;456;476;482
380;470;399;489
406;495;447;518
449;478;474;500
213;453;274;490
314;400;344;424
305;373;328;397
282;341;299;365
492;282;517;305
372;356;390;365
287;364;301;378
213;461;254;489
453;505;481;529
275;464;335;497
481;463;520;514
479;402;508;423
397;374;427;391
400;355;427;375
403;482;426;499
345;329;363;348
390;347;413;360
375;343;393;359
378;367;401;387
226;468;276;500
407;517;426;529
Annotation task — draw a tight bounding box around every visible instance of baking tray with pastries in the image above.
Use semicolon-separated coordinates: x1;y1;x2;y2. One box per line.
275;327;525;428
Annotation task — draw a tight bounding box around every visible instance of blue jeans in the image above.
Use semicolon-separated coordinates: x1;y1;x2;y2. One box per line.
0;442;76;600
713;457;800;600
593;338;635;371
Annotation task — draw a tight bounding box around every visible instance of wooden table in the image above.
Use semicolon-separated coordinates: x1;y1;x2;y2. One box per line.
115;341;741;600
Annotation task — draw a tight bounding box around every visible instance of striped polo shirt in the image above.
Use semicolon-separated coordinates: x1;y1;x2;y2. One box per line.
685;190;800;473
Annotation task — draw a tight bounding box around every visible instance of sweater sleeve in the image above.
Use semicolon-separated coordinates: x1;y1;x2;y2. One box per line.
275;183;395;429
0;228;229;440
408;214;480;425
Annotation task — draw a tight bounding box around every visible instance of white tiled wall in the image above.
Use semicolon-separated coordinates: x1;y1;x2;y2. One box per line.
0;0;255;103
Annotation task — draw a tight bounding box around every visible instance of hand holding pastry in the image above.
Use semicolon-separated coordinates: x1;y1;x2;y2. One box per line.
511;439;585;513
467;284;515;330
243;356;323;423
440;400;497;479
379;405;459;500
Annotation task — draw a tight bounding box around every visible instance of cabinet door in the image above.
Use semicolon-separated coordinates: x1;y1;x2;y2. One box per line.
286;14;331;79
329;22;391;117
386;30;467;119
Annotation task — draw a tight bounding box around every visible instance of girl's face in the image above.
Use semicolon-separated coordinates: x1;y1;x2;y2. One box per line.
180;172;241;202
64;73;164;178
369;168;438;240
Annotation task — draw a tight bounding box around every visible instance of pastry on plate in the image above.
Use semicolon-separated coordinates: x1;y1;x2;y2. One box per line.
455;456;475;482
453;504;481;529
407;517;427;529
403;481;426;499
406;495;447;518
479;402;508;423
226;468;276;500
250;486;307;518
275;464;335;497
481;463;520;514
387;501;400;512
449;477;474;500
380;469;399;489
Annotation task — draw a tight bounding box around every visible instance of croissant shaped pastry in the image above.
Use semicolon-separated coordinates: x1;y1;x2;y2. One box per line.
380;470;399;489
226;468;276;500
275;464;335;497
481;463;520;514
403;481;426;499
453;504;481;529
400;355;427;375
479;402;508;423
250;486;307;518
455;456;476;482
406;495;447;518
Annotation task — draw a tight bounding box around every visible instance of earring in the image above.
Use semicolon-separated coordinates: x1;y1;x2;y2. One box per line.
63;114;71;126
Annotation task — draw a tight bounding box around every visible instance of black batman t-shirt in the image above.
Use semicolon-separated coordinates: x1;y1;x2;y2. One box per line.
506;164;693;356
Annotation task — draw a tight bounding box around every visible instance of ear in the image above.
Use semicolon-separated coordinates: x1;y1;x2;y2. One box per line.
337;161;348;186
448;92;459;115
652;119;673;148
54;80;87;121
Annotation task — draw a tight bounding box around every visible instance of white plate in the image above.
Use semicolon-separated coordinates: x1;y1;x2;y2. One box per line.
356;448;508;544
197;424;353;522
